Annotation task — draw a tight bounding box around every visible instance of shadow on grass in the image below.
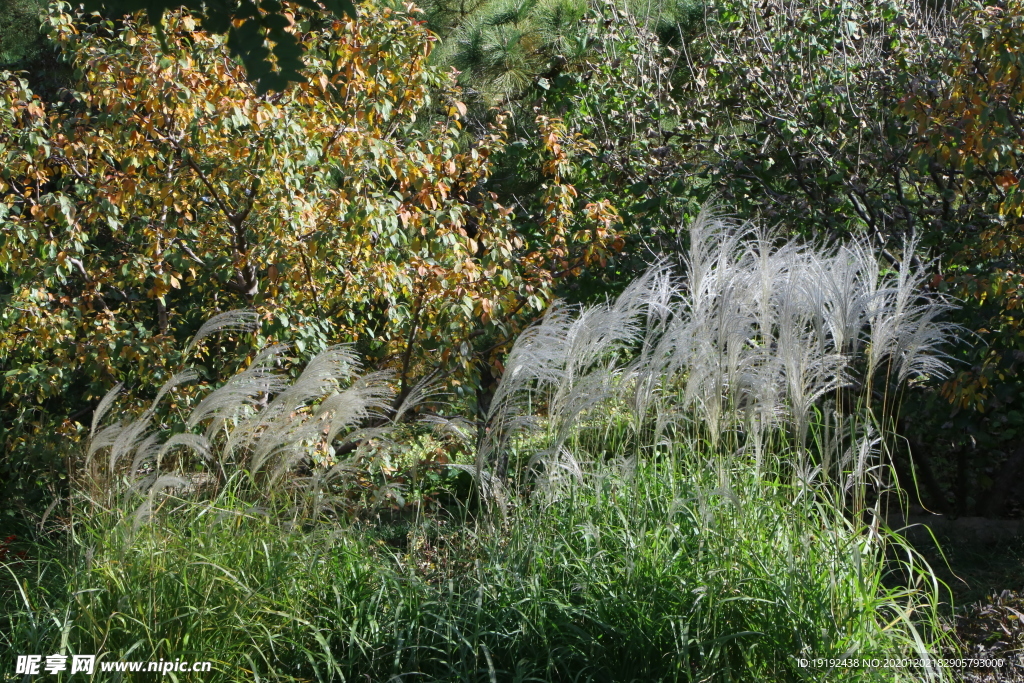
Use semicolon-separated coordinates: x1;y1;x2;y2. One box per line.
902;529;1024;682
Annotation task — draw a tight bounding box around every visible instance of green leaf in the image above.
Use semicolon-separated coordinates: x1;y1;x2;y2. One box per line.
321;0;356;20
628;181;649;197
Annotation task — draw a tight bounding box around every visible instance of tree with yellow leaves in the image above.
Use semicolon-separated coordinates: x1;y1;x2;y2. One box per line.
0;0;619;505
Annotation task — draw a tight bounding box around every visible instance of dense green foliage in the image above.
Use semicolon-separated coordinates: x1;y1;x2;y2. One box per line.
1;461;949;682
90;0;358;93
1;0;1021;676
0;0;47;64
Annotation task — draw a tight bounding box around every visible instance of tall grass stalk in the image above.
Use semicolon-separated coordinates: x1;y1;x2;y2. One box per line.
3;455;950;681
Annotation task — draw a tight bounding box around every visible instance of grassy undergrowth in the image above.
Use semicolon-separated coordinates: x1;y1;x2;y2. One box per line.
3;457;949;682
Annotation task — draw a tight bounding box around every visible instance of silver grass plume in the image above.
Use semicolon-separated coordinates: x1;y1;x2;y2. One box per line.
187;344;292;441
93;370;199;476
480;301;576;473
183;309;260;359
482;265;669;484
776;272;850;455
895;306;959;385
87;314;400;506
815;240;872;357
90;382;123;439
480;202;962;490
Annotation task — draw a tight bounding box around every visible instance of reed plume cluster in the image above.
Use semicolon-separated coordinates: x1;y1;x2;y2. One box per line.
84;206;960;522
85;311;397;516
483;205;960;507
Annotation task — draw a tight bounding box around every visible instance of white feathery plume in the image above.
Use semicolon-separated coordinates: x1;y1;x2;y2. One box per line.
530;446;585;499
183;309;260;359
91;382;123;438
736;345;786;459
392;372;442;425
317;371;396;445
482;263;666;478
777;273;850;453
105;370;199;474
128;432;163;474
480;302;575;469
863;233;960;390
88;420;125;463
895;305;960;384
842;425;883;500
487;302;576;416
817;240;871;357
87;311;404;501
154;432;212;469
187;344;292;441
236;345;365;476
421;414;477;449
